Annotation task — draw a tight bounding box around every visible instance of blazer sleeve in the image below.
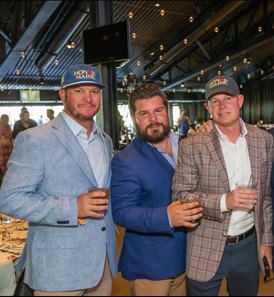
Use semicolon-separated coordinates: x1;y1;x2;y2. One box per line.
0;130;78;225
111;153;173;234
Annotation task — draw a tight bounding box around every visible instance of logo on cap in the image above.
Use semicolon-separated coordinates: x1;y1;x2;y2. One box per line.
208;77;228;90
74;69;96;80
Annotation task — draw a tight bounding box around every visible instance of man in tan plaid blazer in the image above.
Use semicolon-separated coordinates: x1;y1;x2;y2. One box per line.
173;76;273;296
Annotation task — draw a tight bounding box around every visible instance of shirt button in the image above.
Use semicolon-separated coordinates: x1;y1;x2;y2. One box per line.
101;226;106;231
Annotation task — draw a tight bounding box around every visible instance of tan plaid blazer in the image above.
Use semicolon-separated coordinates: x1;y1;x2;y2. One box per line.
172;123;274;282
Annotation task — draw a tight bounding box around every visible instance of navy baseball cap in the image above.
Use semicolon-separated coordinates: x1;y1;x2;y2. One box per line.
205;76;240;100
61;64;106;89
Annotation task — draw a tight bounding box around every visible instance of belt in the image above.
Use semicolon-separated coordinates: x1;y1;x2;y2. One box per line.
226;226;255;245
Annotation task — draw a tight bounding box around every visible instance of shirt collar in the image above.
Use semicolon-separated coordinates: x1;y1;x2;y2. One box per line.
61;111;98;137
215;118;247;142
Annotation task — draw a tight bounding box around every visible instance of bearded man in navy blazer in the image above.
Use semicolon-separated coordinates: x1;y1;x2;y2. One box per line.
111;83;202;296
0;64;117;295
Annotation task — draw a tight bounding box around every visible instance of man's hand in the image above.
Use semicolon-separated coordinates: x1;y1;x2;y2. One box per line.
197;119;213;133
167;200;202;228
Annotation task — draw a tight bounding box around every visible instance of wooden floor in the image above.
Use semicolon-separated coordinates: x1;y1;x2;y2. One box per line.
112;226;273;296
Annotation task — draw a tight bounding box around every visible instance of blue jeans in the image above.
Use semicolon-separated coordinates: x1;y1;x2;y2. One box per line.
187;231;259;296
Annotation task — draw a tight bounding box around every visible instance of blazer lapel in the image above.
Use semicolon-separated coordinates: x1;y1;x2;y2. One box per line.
51;115;98;186
134;138;174;174
206;128;230;192
246;126;260;187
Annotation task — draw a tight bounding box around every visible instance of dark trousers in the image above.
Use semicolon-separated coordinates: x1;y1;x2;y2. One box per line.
187;231;259;296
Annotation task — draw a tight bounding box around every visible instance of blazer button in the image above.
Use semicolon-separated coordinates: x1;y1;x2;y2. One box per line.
101;226;106;231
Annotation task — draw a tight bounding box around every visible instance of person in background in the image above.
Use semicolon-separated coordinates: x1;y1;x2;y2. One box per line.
12;107;37;140
111;83;202;296
46;108;55;121
187;123;196;137
0;114;13;176
0;64;117;296
177;111;191;141
173;76;273;296
36;115;44;126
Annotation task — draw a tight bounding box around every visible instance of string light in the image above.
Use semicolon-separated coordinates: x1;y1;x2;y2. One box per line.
160;44;164;51
160;9;165;16
137;60;141;66
54;59;59;66
159;55;163;60
128;12;134;19
258;26;263;33
16;68;20;75
67;40;75;49
183;38;188;44
225;56;230;61
20;51;25;58
233;66;237;71
180;83;184;88
214;26;219;33
189;16;194;23
132;32;137;39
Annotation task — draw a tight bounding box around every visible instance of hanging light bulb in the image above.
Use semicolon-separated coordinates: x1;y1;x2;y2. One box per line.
189;16;194;23
247;73;251;79
172;89;176;93
233;66;237;71
16;68;20;75
160;9;165;16
67;40;75;49
163;80;166;86
137;60;141;66
200;69;204;75
214;26;219;33
160;44;164;51
155;2;160;8
217;70;221;75
243;58;248;64
54;59;59;66
20;51;25;58
180;83;184;88
128;12;134;19
132;32;137;39
183;38;188;44
258;26;263;33
225;56;230;61
159;55;163;61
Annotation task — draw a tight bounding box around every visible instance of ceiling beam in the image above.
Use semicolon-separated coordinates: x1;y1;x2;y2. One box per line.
0;1;62;83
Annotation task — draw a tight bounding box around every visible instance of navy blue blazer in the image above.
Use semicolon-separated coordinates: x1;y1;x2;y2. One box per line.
111;137;186;280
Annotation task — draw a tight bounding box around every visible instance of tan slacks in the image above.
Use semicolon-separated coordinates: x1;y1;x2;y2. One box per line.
128;272;186;296
34;257;112;296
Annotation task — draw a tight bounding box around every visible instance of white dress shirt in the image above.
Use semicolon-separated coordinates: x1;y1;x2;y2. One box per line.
61;111;108;187
217;119;255;236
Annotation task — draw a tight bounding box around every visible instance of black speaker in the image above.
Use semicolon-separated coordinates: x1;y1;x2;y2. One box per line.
82;20;131;65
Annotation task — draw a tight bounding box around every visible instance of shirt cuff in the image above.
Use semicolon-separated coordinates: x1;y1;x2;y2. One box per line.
220;194;230;212
167;211;174;228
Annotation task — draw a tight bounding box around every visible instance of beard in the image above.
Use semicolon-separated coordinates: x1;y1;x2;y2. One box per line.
64;99;99;121
136;122;171;143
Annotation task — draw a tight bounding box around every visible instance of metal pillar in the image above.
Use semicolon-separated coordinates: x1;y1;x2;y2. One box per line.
88;1;120;150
